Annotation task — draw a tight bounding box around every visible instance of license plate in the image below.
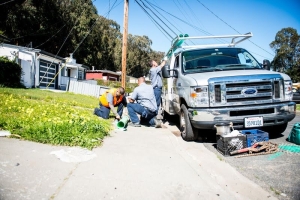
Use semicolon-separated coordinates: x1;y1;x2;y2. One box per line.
244;116;263;128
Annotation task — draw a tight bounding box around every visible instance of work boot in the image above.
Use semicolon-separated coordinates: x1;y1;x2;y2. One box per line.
154;117;162;128
128;122;141;127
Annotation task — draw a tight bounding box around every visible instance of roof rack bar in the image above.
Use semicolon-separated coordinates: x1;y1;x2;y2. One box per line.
171;32;252;46
166;32;253;58
181;43;235;49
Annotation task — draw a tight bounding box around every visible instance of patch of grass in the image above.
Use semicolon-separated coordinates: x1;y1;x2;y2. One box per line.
0;88;112;149
216;154;223;161
270;186;281;195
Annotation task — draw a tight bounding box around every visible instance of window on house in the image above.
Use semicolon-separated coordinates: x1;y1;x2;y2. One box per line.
78;70;83;80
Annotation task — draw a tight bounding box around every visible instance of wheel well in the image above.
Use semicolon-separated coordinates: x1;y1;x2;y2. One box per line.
180;97;187;108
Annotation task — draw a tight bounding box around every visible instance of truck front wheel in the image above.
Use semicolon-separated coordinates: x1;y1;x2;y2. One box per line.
180;104;198;141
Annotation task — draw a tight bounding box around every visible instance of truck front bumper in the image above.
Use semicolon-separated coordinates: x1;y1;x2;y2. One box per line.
189;102;296;129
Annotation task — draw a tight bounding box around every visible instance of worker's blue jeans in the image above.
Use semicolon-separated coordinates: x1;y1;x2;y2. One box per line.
153;87;162;110
94;103;124;119
127;103;156;125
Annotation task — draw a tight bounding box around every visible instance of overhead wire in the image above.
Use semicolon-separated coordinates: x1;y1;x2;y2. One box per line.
173;0;194;27
134;0;173;40
196;0;274;59
148;0;226;48
42;2;94;87
145;0;212;36
72;0;122;54
183;0;205;33
143;0;182;35
46;0;122;88
34;24;67;49
139;0;177;37
0;0;15;6
173;0;225;44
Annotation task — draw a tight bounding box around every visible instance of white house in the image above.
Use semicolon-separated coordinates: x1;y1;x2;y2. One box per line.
60;53;89;90
0;43;89;89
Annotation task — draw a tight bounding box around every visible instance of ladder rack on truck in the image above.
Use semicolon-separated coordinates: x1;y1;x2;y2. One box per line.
166;32;253;57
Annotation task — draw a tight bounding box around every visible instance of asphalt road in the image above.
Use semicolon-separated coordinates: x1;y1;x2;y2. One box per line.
164;113;300;200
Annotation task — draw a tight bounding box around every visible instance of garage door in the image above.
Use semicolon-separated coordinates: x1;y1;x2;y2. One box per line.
39;60;58;89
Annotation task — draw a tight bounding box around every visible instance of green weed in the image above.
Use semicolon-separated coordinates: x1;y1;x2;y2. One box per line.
0;88;112;149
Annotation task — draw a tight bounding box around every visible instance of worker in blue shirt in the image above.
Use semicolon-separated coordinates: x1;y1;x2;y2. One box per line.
127;77;161;128
149;60;166;110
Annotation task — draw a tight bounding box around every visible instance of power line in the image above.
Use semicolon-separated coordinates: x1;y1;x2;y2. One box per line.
34;25;66;49
145;0;212;36
134;0;173;39
139;0;177;37
0;0;15;6
40;2;92;86
144;1;181;34
72;0;122;54
196;0;274;58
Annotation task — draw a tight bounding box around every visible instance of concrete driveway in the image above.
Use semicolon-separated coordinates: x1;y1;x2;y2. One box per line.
0;122;276;200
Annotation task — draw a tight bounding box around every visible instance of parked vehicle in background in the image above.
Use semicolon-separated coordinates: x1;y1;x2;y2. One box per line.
292;87;300;103
161;33;296;141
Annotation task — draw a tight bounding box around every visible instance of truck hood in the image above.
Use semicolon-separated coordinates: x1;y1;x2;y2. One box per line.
185;70;291;85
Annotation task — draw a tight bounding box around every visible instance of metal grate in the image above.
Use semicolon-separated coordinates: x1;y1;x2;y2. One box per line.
215;85;221;102
209;75;284;107
274;80;280;98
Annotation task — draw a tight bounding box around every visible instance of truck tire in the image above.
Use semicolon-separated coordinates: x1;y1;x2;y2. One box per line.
180;104;198;141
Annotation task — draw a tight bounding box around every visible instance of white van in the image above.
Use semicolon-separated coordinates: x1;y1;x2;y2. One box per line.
161;33;296;141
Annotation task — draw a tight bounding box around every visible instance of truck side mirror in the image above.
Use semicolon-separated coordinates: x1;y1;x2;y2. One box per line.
162;65;170;78
263;59;271;70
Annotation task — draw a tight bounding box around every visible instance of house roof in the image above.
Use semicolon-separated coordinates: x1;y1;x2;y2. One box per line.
86;69;121;76
1;43;65;61
65;62;90;70
1;43;90;69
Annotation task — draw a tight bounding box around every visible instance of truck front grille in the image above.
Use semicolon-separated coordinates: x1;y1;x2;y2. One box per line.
209;75;283;107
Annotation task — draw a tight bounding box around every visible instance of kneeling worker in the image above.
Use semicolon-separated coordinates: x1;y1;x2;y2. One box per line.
94;87;127;120
127;77;161;128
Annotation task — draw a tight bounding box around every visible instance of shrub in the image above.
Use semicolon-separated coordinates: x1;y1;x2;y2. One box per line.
0;56;25;88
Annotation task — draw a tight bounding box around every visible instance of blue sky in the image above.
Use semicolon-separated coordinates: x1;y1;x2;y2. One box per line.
94;0;300;63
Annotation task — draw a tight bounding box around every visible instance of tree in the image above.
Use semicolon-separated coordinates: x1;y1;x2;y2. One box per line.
0;0;166;76
270;27;300;81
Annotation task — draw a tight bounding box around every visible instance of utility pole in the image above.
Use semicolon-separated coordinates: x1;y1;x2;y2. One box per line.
121;0;129;88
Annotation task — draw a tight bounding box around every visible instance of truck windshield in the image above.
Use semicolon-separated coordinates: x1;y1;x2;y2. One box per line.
182;48;262;73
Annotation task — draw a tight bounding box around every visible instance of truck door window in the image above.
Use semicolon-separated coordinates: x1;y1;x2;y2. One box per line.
174;55;179;68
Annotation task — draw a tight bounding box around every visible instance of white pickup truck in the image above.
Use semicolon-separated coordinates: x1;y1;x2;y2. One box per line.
161;33;296;141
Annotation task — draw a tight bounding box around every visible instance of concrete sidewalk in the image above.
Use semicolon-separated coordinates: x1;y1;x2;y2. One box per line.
0;124;276;200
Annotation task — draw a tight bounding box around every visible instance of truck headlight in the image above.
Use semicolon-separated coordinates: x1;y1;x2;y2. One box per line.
284;80;293;101
190;86;209;106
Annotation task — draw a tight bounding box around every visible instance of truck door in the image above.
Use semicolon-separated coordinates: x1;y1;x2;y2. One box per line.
172;55;181;114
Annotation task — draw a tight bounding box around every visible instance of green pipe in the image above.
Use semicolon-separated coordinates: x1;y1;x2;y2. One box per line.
117;115;130;129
